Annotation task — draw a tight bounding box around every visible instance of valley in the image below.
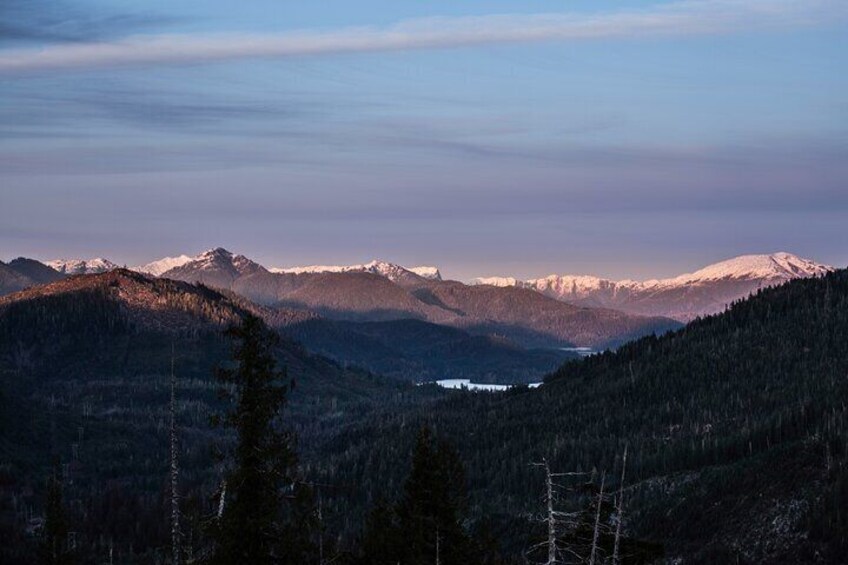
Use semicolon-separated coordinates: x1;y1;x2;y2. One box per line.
0;257;845;562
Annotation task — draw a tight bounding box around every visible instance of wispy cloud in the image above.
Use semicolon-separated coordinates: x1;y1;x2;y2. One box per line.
1;0;845;74
0;0;172;46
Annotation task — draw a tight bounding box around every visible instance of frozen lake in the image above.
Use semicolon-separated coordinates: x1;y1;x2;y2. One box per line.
560;347;595;357
433;379;542;392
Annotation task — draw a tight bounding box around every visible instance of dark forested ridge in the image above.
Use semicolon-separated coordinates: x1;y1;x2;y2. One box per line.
0;271;429;563
1;267;847;562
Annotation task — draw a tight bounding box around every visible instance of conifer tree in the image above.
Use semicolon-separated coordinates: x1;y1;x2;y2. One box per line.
359;498;402;564
210;314;312;564
394;426;477;565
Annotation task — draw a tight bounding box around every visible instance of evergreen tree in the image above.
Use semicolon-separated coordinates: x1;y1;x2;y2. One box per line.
210;314;313;564
393;426;477;565
359;498;402;564
42;460;69;565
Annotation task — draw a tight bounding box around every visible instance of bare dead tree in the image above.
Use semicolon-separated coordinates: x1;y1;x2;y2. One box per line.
588;472;606;565
612;446;628;565
528;459;585;565
217;480;227;520
435;526;441;565
170;345;181;565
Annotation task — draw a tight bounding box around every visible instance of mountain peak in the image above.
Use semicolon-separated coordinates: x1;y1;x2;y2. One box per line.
408;266;442;281
46;257;119;275
671;252;833;285
133;254;194;276
198;247;234;260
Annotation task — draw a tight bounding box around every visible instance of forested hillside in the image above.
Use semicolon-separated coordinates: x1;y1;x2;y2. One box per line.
307;269;848;563
0;271;426;563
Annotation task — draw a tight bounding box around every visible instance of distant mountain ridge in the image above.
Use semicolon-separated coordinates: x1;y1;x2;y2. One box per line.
0;257;64;295
7;248;831;334
472;252;834;321
156;248;677;349
0;268;571;383
46;257;119;275
272;260;442;281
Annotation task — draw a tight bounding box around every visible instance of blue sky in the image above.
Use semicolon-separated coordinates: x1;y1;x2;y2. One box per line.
1;0;846;280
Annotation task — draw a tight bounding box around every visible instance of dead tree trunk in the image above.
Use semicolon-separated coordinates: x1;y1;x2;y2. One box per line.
529;459;584;565
612;446;628;565
435;526;441;565
589;472;606;565
217;480;227;519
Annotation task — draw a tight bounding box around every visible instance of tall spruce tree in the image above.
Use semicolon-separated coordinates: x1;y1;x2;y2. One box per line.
210;314;312;564
385;426;477;565
359;498;402;564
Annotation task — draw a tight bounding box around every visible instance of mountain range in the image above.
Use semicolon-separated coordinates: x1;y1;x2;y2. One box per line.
472;252;834;321
17;249;835;324
156;248;678;349
1;249;834;362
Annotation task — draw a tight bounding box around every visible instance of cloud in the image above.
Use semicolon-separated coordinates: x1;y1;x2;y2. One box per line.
1;0;845;74
0;0;172;46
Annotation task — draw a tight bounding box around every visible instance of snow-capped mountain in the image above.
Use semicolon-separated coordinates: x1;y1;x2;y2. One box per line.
470;276;519;287
47;257;119;275
472;253;834;321
656;252;832;286
133;254;194;276
271;260;442;281
159;248;266;289
407;266;442;281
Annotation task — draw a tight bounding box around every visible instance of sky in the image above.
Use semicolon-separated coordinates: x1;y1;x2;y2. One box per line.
1;0;847;281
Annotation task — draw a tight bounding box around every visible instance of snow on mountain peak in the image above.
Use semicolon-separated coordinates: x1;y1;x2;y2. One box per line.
408;266;442;281
473;252;832;292
186;248;261;275
669;252;833;285
46;257;119;275
133;255;194;276
470;276;520;287
270;260;441;281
